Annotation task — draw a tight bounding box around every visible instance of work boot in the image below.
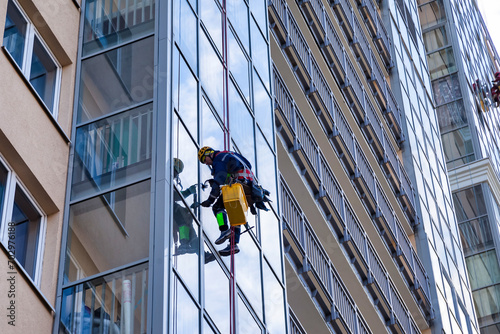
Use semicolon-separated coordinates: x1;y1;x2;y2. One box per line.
215;228;231;245
219;244;240;257
204;251;216;264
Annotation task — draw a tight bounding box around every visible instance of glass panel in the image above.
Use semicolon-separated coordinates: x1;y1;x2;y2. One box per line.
78;37;154;123
82;0;155;56
251;18;269;90
263;262;286;334
3;1;27;68
60;263;148;334
201;97;225;149
11;185;41;280
481;323;500;334
229;82;255;168
432;73;462;105
200;30;223;118
227;0;249;53
173;49;198;139
173;0;197;71
260;210;281;274
418;0;446;30
423;26;448;52
0;164;8;229
466;250;500;290
201;0;222;53
204;243;229;334
459;217;493;255
254;71;273;144
453;185;487;222
238;296;261;334
473;284;500;326
228;28;249;102
172;189;200;299
65;181;150;282
436;100;467;132
441;126;474;166
250;0;266;35
30;36;58;112
428;47;456;80
174;278;200;334
256;129;277;206
71;104;153;200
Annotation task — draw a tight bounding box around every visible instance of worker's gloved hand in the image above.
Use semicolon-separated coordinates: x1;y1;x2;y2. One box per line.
186;184;197;195
200;197;215;207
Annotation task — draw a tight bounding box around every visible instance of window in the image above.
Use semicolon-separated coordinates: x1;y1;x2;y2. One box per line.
0;157;46;285
2;0;61;116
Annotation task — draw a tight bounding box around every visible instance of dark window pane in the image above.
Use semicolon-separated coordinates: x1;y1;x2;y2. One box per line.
441;126;474;166
453;185;487;222
459;217;493;255
418;0;446;30
72;104;153;200
423;26;448;52
437;100;467;132
466;250;500;290
432;73;462;105
472;284;500;326
65;181;150;282
60;264;148;333
3;1;27;68
11;186;41;280
78;37;154;123
428;47;456;80
82;0;155;56
30;36;58;113
0;164;8;229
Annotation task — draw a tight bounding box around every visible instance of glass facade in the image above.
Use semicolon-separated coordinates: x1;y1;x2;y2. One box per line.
56;0;285;333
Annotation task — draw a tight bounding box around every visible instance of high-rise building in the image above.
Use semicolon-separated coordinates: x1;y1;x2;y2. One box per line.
1;0;497;333
0;0;79;333
417;0;500;333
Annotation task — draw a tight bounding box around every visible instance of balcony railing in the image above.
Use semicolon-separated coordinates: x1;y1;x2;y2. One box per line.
269;0;289;45
369;50;387;108
352;142;377;215
359;0;378;37
342;54;365;121
289;307;307;334
331;0;354;42
322;11;346;84
362;95;384;160
308;56;331;127
374;12;391;67
384;82;404;143
351;14;372;75
298;0;326;45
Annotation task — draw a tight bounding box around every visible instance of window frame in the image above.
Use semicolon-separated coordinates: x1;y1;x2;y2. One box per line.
0;155;46;287
3;0;62;118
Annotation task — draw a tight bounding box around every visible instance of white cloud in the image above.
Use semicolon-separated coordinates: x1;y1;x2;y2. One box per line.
476;0;500;55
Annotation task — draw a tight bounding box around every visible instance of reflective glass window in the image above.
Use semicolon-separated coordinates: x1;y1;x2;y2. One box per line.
60;263;148;334
428;47;457;80
201;0;222;53
65;181;151;282
441;127;474;168
30;36;58;111
467;250;500;290
473;284;500;325
238;297;261;334
453;185;487;222
251;18;269;90
228;28;249;102
71;104;153;200
175;278;200;333
173;0;197;71
250;0;266;34
432;73;462;105
227;0;249;53
423;26;448;52
11;185;42;280
229;82;255;168
256;129;277;205
200;30;223;118
418;0;446;30
254;70;273;144
3;0;26;67
173;49;199;138
78;37;154;123
201;97;225;149
204;243;229;334
437;100;467;132
459;217;493;255
263;262;286;334
82;0;155;56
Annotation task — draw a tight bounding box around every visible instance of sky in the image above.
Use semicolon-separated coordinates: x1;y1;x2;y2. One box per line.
476;0;500;55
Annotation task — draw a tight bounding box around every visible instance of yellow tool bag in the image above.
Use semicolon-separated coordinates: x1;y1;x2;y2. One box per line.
221;183;248;226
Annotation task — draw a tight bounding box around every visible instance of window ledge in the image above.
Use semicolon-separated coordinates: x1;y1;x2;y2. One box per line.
0;241;55;315
1;46;71;144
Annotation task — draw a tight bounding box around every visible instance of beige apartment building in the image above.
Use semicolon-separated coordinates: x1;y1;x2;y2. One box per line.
0;0;79;333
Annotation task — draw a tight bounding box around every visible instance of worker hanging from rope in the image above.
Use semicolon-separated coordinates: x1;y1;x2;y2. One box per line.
195;146;271;256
